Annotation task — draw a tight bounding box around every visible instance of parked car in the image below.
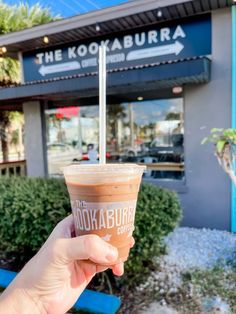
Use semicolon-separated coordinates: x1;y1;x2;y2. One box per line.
124;142;151;157
149;134;184;163
47;143;82;175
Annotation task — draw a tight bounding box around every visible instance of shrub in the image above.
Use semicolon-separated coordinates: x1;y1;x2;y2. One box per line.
0;178;182;286
0;177;70;257
123;183;182;286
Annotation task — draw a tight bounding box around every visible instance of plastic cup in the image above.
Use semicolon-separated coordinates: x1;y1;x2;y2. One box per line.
63;164;146;263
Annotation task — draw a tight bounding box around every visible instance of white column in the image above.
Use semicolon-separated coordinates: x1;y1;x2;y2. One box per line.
23;101;47;177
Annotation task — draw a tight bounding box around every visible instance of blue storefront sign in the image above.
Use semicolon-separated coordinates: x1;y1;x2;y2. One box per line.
22;15;211;82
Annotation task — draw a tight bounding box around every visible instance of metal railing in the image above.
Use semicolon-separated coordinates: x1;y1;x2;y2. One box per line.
0;160;26;176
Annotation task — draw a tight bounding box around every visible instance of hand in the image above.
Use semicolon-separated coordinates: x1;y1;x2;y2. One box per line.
0;215;133;314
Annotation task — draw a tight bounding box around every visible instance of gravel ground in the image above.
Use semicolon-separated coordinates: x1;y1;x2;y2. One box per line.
140;303;178;314
163;227;236;271
138;227;236;314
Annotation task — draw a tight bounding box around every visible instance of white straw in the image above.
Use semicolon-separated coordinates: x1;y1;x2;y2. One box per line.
99;44;107;164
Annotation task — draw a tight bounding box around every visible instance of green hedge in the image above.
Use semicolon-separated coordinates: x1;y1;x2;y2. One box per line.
124;183;182;285
0;177;70;255
0;177;182;284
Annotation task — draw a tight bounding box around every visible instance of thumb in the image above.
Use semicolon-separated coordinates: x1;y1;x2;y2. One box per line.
55;234;119;265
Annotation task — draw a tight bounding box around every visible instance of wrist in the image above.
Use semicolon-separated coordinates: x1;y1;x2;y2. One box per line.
0;288;46;314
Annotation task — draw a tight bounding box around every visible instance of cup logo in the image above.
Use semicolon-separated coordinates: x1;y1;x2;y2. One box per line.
71;200;136;238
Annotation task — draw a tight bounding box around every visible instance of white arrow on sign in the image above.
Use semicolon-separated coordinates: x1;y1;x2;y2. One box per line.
126;40;184;61
39;61;81;76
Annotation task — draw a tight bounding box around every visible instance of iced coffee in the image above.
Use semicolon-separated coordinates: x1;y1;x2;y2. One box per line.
63;164;145;263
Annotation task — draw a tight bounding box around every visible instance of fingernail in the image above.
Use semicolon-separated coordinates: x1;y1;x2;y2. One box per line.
119;263;124;276
106;245;118;262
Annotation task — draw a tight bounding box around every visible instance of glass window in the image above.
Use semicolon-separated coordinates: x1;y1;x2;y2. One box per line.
45;105;99;176
107;98;184;181
45;97;184;181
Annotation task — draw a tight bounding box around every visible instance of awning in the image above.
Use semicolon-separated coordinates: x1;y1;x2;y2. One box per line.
0;56;211;104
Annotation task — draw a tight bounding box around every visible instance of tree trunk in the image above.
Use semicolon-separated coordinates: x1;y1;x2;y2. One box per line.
216;143;236;186
0;111;10;162
1;136;9;162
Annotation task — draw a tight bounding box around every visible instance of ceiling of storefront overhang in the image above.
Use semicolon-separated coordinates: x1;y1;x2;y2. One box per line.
0;86;179;110
0;88;178;111
0;0;233;58
48;88;179;107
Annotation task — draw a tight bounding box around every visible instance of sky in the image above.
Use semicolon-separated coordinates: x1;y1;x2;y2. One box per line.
4;0;131;18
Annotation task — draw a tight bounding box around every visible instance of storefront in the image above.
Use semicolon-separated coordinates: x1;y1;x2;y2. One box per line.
0;0;234;231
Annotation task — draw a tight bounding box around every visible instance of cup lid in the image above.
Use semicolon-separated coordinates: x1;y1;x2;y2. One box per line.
62;163;146;175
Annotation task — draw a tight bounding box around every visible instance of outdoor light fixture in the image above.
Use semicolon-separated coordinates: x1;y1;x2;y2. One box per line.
43;36;49;44
0;46;7;54
95;23;100;32
172;86;183;94
1;46;7;53
157;9;162;18
137;96;144;101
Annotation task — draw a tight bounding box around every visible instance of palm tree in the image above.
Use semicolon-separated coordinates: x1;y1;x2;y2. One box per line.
0;1;56;34
0;2;59;161
0;57;20;85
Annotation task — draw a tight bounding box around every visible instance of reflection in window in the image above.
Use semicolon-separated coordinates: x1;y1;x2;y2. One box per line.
107;98;184;180
45;105;99;175
45;97;184;180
